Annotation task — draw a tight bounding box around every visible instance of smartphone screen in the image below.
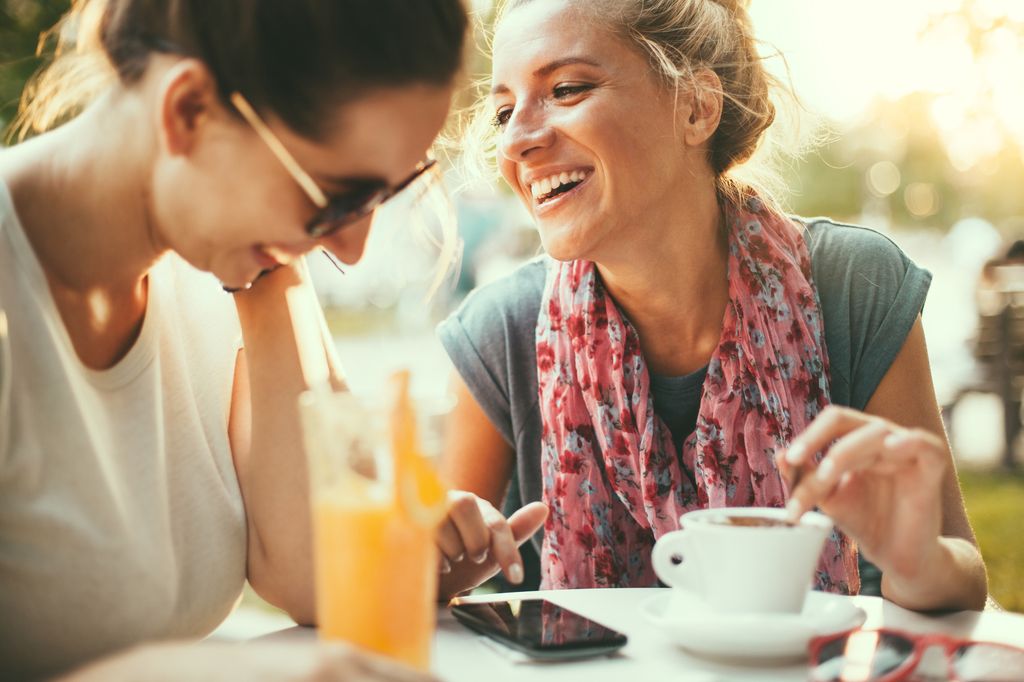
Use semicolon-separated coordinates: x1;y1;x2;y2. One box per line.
450;598;628;659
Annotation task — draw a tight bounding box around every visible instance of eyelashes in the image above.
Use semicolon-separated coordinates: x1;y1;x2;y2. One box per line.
492;83;594;129
493;108;512;128
552;83;591;98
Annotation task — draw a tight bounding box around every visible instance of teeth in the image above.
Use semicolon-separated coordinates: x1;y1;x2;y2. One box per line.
528;170;589;202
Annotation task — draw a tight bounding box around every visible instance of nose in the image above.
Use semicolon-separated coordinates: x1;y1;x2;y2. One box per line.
320;212;374;265
499;105;556;163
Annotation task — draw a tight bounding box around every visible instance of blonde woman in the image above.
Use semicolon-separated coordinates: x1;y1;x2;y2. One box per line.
434;0;987;613
0;0;466;679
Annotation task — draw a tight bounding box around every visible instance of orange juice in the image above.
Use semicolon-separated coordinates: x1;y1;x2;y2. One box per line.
313;485;439;670
304;371;448;672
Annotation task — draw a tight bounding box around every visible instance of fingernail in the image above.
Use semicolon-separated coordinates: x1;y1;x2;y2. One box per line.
473;550;489;564
785;444;805;465
509;564;524;584
816;458;835;482
440;558;451;574
453;553;464;563
786;499;802;520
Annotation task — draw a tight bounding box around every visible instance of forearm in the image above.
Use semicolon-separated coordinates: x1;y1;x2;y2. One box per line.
58;643;188;682
881;536;988;612
233;264;328;624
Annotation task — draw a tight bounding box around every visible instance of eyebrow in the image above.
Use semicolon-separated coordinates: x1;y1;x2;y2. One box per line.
491;56;603;96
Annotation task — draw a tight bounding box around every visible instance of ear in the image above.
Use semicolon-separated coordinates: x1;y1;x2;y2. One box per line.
680;69;724;147
156;59;223;157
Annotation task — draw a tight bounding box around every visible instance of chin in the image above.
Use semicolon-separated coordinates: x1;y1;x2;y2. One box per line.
537;224;593;263
196;253;255;291
541;243;580;263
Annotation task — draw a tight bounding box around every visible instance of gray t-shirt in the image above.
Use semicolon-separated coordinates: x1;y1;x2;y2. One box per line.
438;218;932;594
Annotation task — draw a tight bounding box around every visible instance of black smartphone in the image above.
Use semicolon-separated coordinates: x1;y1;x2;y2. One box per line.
449;598;628;660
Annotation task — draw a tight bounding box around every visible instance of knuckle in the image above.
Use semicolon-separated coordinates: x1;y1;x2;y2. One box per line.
483;507;509;528
450;493;480;517
819;405;844;422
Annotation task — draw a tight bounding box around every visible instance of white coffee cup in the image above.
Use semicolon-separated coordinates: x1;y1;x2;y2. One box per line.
651;507;833;615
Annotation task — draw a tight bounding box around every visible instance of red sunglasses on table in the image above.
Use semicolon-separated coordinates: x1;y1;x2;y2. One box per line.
809;627;1024;681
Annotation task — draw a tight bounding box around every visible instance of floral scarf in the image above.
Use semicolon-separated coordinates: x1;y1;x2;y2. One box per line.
535;196;859;594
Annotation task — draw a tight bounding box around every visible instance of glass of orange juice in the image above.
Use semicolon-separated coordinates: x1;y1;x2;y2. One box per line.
299;372;448;671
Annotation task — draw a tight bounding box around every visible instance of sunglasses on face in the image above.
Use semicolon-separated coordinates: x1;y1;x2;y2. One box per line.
809;628;1024;682
230;92;437;239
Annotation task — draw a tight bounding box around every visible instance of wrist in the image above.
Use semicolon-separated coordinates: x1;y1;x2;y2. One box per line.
881;537;985;612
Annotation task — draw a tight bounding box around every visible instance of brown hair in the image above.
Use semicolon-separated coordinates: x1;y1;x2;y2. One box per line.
14;0;469;141
464;0;812;208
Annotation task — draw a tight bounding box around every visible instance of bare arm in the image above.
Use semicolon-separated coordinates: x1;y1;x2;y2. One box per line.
784;317;988;611
440;372;516;506
59;640;437;682
436;371;546;600
229;263;342;624
861;318;986;610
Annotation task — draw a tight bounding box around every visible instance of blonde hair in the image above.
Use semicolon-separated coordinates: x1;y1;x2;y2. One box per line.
10;0;115;141
460;0;818;209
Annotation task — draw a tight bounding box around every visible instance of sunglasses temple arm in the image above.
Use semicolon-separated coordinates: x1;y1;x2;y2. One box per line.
321;249;346;275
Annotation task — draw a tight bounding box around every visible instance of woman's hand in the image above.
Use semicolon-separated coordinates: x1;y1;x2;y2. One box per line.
780;406;946;579
778;405;986;611
63;640;438;682
435;491;548;600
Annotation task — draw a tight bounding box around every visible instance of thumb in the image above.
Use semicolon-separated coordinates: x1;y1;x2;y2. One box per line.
508;501;549;544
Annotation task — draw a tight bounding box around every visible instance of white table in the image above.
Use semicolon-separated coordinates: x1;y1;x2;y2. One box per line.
266;589;1024;681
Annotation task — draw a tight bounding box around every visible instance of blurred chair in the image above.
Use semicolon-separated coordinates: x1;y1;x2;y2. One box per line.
944;251;1024;471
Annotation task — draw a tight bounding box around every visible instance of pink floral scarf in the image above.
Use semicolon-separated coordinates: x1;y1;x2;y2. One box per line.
535;197;859;594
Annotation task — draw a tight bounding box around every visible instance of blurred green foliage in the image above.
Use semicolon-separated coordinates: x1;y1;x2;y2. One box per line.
788;3;1024;231
786;95;1024;231
0;0;69;133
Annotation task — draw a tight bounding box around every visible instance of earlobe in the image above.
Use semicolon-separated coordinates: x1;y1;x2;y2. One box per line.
157;60;220;157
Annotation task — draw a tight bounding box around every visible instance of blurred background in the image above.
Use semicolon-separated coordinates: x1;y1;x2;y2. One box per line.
3;0;1022;625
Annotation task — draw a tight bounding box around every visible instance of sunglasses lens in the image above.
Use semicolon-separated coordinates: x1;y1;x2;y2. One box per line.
953;642;1024;681
307;189;385;238
811;631;915;681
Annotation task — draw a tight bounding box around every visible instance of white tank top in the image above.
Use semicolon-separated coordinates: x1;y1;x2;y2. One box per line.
0;181;247;679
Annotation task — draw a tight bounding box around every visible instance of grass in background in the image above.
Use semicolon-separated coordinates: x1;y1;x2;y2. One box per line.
959;468;1024;612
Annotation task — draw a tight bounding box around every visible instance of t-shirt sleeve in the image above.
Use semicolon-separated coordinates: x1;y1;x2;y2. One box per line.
807;220;932;410
436;259;546;448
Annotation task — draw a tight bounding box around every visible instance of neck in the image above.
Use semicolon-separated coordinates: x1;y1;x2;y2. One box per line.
596;183;729;376
4;89;164;295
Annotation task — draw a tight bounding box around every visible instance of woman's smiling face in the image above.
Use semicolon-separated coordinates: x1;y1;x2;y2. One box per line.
491;1;707;263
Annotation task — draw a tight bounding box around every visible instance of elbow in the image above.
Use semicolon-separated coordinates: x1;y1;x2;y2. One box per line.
247;554;317;626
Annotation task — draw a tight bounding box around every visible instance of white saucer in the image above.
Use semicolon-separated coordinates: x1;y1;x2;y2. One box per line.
640;589;866;663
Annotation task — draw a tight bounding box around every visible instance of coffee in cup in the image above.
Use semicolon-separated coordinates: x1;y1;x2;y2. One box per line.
651;507;832;615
